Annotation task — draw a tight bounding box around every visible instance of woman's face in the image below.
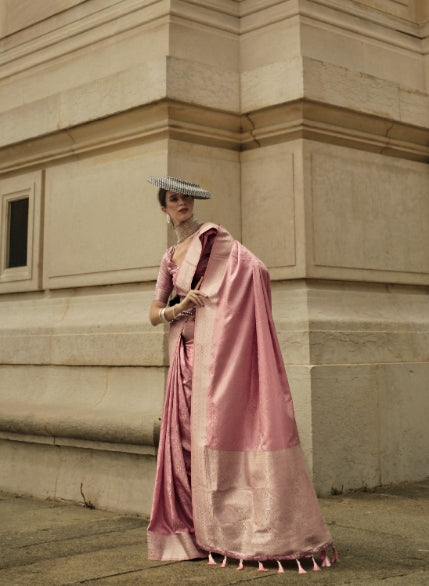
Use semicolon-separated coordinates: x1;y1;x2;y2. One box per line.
162;191;194;226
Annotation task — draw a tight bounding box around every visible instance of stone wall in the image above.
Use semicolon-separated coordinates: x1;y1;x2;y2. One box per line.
0;0;428;514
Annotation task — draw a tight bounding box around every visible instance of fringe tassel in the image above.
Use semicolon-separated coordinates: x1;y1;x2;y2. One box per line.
312;556;321;571
277;560;285;574
258;561;267;572
320;549;331;568
237;559;244;571
221;556;227;568
296;559;307;574
332;546;339;563
207;552;216;565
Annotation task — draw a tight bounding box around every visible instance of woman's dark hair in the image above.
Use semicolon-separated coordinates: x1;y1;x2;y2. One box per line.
158;188;167;207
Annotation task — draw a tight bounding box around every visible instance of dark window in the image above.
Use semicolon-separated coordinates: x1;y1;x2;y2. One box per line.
7;198;29;268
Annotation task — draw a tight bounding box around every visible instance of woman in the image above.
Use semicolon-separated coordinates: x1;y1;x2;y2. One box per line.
147;176;337;573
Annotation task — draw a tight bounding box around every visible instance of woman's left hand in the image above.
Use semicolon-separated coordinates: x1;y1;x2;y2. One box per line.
178;278;207;312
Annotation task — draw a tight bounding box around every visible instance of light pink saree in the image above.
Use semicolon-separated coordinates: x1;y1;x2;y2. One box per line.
147;223;334;564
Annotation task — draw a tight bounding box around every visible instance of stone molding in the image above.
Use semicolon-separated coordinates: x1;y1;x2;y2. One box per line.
0;363;164;446
0;286;167;366
272;281;429;366
0;94;428;178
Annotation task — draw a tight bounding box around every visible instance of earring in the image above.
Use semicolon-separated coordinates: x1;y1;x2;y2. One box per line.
166;214;171;224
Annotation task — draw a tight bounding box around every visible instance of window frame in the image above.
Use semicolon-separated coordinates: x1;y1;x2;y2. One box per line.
0;172;42;293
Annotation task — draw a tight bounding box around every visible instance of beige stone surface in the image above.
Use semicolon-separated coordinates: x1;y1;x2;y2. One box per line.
354;0;417;20
311;362;429;494
305;142;429;285
271;278;429;493
0;285;166;366
44;142;167;289
300;6;425;90
0;438;155;514
378;362;429;484
0;0;86;37
241;57;304;113
241;144;297;269
303;58;429;128
0;364;164;445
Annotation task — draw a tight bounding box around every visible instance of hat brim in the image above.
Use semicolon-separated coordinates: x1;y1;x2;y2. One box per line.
147;176;211;199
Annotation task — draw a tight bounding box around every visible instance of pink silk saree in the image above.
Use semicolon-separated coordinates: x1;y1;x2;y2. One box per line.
147;223;334;563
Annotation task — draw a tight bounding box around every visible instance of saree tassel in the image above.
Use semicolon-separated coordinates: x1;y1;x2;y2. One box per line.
296;559;307;574
221;556;227;568
277;560;285;574
207;552;216;565
258;561;267;572
237;559;244;570
320;550;331;568
312;556;321;571
332;546;339;563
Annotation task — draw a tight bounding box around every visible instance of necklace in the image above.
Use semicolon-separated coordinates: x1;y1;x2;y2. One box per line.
174;216;202;244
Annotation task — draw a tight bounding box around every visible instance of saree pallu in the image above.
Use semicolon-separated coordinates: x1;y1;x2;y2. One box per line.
147;223;333;562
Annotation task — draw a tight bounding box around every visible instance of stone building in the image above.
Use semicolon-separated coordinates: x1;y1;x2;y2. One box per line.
0;0;428;515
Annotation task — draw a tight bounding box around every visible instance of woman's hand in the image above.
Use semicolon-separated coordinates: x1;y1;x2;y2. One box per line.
149;279;208;326
178;278;207;313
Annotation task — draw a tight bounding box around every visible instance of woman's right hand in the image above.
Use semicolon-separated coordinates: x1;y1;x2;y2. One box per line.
178;278;207;312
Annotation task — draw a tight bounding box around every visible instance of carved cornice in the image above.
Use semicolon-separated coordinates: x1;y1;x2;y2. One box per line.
0;97;427;176
241;100;429;162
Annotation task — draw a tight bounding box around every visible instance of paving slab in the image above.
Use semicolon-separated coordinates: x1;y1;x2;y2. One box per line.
0;479;428;585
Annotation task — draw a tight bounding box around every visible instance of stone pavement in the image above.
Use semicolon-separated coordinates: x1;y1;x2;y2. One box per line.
0;479;428;586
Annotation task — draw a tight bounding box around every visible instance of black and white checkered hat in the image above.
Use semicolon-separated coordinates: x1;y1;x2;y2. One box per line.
147;176;211;199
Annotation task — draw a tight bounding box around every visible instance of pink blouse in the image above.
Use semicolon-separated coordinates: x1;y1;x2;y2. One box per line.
153;228;217;303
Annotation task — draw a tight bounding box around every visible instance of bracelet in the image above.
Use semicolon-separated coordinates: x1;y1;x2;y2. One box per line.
159;308;168;323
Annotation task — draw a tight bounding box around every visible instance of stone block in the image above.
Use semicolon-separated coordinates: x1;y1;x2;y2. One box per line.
241;144;297;270
0;286;168;367
241;58;304;113
300;15;425;91
311;364;381;494
305;142;429;285
0;364;165;446
306;282;429;365
0;437;155;515
378;363;429;485
310;361;429;494
43;142;167;289
167;57;240;113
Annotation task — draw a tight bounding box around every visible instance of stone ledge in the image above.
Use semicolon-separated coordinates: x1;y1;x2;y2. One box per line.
0;287;167;366
272;281;429;365
0;437;155;514
0;95;428;179
0;364;165;446
0;430;156;456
